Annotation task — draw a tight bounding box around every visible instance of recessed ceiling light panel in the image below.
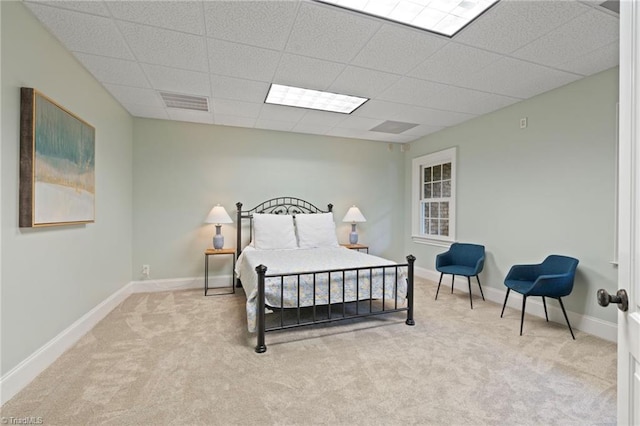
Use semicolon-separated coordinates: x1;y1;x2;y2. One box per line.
315;0;499;37
265;84;368;114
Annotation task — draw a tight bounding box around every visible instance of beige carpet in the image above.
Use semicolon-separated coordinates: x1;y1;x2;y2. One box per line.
1;279;617;425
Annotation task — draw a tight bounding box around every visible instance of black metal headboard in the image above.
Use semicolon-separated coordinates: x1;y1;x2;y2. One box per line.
236;197;333;257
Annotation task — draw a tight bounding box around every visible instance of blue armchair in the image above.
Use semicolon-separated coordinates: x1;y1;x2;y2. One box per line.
435;243;485;308
501;255;579;339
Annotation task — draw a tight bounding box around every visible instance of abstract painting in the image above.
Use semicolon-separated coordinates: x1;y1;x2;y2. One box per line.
20;88;95;227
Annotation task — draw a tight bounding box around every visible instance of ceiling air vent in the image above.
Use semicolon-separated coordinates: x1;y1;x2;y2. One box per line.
159;91;209;112
370;120;419;134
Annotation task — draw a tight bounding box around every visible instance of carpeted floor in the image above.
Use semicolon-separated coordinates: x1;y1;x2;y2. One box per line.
1;279;617;425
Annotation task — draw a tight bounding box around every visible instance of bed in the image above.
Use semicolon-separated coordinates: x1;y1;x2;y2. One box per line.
235;197;415;353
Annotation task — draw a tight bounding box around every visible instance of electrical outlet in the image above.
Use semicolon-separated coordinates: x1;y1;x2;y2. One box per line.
142;264;150;277
520;117;528;129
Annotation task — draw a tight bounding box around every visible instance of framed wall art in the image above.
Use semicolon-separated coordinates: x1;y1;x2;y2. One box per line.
20;87;95;227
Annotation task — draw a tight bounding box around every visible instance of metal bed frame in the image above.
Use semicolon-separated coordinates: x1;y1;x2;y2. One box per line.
236;197;415;353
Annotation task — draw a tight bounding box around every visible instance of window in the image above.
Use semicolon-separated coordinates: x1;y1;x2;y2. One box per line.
412;147;456;245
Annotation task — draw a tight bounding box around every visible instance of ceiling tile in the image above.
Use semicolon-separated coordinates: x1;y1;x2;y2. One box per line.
118;21;208;71
24;3;134;59
351;23;447;75
210;75;269;103
421;86;521;115
408;42;502;85
211;99;262;119
511;9;619;69
402;124;446;138
556;41;619;76
254;119;297;132
74;53;149;87
291;123;331;135
326;128;408;143
141;64;211;98
166;109;214;124
29;1;110;16
272;54;346;90
354;99;474;126
106;1;205;35
329;66;400;98
213;115;257;128
259;104;307;122
418;107;477;127
454;0;590;54
326;127;374;140
458;57;583;99
124;104;169;120
379;77;448;107
353;99;423;121
208;39;280;82
285;2;381;63
204;1;299;50
334;116;382;131
297;110;348;127
104;84;163;108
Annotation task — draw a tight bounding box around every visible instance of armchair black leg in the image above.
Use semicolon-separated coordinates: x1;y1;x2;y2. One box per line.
467;276;473;309
542;296;548;321
476;275;485;300
501;288;510;317
435;273;444;300
520;296;527;336
558;298;575;340
451;275;455;293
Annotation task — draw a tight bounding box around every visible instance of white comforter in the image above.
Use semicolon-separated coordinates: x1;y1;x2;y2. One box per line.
235;246;408;332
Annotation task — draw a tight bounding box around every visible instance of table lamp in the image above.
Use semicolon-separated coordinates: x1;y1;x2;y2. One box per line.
205;204;233;249
342;205;366;244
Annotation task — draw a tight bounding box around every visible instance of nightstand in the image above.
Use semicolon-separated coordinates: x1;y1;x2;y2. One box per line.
341;243;369;253
204;248;236;296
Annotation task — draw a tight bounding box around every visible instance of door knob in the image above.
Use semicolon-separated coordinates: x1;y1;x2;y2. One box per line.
597;288;629;312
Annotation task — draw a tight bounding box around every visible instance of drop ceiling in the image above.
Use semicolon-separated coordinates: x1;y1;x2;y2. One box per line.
23;0;619;143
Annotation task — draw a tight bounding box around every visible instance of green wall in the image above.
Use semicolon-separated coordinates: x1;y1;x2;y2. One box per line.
132;119;406;280
1;2;134;375
404;67;619;323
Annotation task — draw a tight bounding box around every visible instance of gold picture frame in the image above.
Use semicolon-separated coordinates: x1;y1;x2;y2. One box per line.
19;88;95;227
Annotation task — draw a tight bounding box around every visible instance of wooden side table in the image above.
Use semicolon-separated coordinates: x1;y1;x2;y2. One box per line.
341;243;369;253
204;248;236;296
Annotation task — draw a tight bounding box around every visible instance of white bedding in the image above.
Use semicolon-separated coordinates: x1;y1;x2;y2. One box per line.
235;246;408;332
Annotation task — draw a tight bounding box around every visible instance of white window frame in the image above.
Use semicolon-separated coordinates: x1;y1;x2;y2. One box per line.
411;147;456;246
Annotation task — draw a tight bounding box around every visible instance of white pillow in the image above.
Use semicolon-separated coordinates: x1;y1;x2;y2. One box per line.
295;213;339;249
252;214;298;250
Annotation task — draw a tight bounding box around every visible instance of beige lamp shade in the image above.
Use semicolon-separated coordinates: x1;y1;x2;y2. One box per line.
205;204;233;225
342;206;366;223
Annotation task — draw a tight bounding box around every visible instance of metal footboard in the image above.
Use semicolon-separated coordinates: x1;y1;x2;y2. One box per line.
255;255;415;353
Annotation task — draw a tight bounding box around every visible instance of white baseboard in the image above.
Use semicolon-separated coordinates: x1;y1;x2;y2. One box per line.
0;282;134;406
130;275;234;293
415;267;617;342
0;274;236;406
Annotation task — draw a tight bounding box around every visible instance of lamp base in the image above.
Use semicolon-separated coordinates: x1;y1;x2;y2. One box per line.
213;225;224;249
349;231;358;244
349;223;359;244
